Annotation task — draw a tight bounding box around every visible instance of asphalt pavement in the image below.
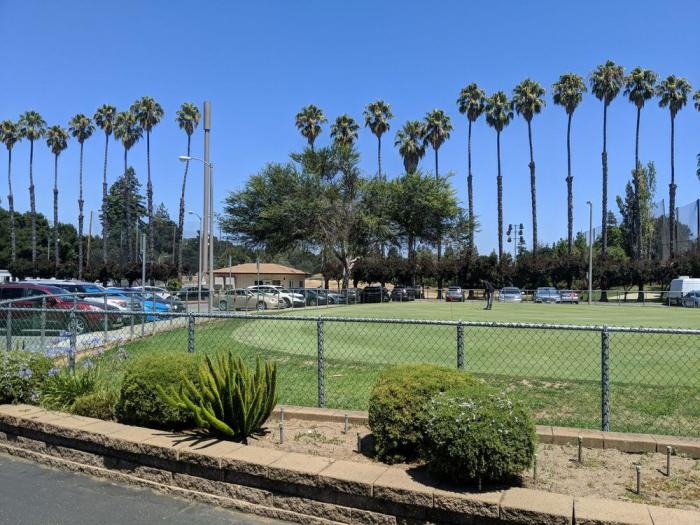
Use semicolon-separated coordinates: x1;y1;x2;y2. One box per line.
0;453;289;525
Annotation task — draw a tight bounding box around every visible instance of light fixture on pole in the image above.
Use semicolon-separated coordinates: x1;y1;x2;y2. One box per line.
188;210;203;305
587;201;593;305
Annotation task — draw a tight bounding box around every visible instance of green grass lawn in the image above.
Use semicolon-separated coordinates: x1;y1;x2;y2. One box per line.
121;301;700;437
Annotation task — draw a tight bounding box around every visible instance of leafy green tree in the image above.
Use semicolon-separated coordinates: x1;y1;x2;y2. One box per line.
330;114;360;147
0;120;21;261
102;167;146;265
457;83;486;252
394;120;425;174
512;79;546;253
18;110;46;266
94;104;117;265
484;92;513;260
68;113;95;278
131;96;164;266
113;111;143;263
656;75;693;258
590;61;624;256
363;100;393;179
552;73;586;255
175;102;201;276
295;105;327;151
45;125;69;272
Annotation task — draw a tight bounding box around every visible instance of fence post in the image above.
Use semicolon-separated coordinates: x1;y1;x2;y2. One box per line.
69;300;77;373
40;298;46;353
317;317;325;408
601;326;610;431
187;315;195;353
103;293;109;345
457;321;464;370
129;293;135;340
5;309;12;351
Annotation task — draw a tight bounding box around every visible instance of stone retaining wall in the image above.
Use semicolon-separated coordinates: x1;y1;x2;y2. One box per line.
0;404;698;525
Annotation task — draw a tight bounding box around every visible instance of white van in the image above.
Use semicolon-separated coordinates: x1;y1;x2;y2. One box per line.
668;276;700;305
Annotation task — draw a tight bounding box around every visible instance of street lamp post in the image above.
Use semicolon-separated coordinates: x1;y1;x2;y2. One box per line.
180;155;214;312
587;201;593;305
188;210;203;306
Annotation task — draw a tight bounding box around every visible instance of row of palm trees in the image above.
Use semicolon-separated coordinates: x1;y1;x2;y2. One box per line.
296;62;699;261
0;99;201;276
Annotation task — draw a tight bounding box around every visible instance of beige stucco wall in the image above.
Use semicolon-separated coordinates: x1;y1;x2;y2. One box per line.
215;273;306;289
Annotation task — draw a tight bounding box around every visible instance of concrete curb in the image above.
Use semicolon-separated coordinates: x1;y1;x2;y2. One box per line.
0;405;698;525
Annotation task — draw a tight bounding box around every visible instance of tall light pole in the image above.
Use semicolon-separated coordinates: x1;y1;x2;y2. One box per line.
188;210;203;305
180;154;214;312
587;201;593;305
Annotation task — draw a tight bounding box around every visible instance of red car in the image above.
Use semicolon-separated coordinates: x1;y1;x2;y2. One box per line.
0;283;102;334
559;290;580;304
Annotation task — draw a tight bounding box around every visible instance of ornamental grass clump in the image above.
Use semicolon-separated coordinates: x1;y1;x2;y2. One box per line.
160;353;277;443
423;386;536;484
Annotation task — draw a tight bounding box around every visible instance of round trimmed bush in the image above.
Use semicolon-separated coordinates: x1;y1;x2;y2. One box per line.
423;386;536;484
72;390;117;420
368;364;478;463
114;352;199;430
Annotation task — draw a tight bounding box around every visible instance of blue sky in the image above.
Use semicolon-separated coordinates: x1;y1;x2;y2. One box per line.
1;0;699;254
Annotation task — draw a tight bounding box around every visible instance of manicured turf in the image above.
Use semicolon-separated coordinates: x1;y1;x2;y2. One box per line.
121;301;700;437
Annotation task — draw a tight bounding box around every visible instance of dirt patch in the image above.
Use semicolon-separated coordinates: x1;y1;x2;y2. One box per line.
252;416;700;510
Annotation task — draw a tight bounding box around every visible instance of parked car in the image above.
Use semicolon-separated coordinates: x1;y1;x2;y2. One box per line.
559;290;580;304
122;288;187;314
216;289;284;311
360;285;390;303
534;287;561;303
132;285;172;300
177;285;210;300
0;283;102;334
445;286;465;302
499;287;523;302
247;285;305;308
291;288;331;306
390;285;416;302
681;290;700;307
667;276;700;305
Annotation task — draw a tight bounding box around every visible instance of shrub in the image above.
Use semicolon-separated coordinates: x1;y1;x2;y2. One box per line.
115;352;200;430
423;386;536;484
41;361;100;411
72;390;117;420
368;364;478;463
160;353;277;444
0;350;53;404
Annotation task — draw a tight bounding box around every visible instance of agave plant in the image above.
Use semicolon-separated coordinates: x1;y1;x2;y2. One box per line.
160;353;277;443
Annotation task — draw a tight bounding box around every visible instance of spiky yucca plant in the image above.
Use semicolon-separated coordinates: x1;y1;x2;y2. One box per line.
160;353;277;443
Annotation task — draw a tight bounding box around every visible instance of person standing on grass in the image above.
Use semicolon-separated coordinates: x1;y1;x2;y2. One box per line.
483;279;495;310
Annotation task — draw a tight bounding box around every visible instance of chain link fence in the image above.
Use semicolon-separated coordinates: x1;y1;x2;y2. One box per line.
1;296;699;438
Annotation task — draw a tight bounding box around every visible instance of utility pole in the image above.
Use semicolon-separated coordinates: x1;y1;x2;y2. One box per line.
587;201;593;305
141;233;147;287
86;210;93;270
202;101;212;311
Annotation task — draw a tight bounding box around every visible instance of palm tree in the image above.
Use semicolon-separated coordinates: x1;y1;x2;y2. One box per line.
696;91;700;180
552;73;587;255
484;92;513;260
131;96;164;267
68;114;95;278
18;111;46;266
45;125;69;271
363;100;393;178
512;79;546;253
175;102;201;277
94;104;117;265
657;75;693;258
330;114;360;147
295;105;327;151
624;67;657;260
394;120;426;174
590;61;624;256
457;83;486;252
113;111;143;263
0;120;21;262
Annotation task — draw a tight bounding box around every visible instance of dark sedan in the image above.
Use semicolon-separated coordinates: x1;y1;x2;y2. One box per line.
360;286;391;303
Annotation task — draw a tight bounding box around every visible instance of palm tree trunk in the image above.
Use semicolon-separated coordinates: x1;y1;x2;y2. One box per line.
435;148;443;299
146;130;154;270
29;140;37;266
53;154;59;272
601;103;609;255
377;135;382;179
669;113;676;259
102;132;109;265
566;113;573;255
497;131;504;261
467;120;474;254
7;149;15;262
633;107;642;260
78;141;85;279
527;119;537;254
177;134;191;277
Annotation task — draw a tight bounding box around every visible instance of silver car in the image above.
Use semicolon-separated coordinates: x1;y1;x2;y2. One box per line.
217;289;284;311
499;287;523;302
681;290;700;307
